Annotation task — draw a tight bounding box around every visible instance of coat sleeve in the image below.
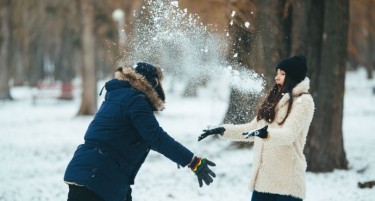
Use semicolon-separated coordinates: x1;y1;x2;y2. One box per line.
219;117;258;142
126;94;194;167
266;95;315;146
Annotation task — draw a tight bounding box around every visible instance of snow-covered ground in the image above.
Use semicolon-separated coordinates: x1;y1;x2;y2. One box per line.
0;68;374;201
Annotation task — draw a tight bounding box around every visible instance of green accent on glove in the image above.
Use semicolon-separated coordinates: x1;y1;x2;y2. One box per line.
189;156;216;187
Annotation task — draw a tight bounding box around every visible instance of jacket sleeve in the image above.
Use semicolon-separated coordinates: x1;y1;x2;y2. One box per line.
219;117;258;142
266;95;315;145
126;94;194;167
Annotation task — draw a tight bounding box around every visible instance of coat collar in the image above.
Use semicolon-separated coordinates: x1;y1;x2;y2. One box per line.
277;77;310;108
113;68;165;111
291;77;310;96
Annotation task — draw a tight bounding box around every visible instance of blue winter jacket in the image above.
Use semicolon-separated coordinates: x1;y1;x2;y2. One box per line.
64;72;194;201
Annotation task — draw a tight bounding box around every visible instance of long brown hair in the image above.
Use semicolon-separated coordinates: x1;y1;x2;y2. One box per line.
256;74;297;125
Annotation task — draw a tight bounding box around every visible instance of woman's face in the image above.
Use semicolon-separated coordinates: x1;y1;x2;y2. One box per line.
275;69;285;86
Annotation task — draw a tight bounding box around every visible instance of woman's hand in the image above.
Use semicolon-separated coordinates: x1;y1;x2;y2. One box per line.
243;125;269;139
198;127;225;141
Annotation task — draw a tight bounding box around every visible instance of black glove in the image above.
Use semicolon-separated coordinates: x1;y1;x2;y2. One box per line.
189;156;216;187
198;127;225;141
242;125;269;139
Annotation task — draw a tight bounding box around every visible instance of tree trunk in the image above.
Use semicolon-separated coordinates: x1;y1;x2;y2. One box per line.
289;0;308;56
305;0;349;172
372;0;375;71
27;37;44;86
250;0;288;88
55;24;76;100
304;0;324;84
0;0;12;100
366;0;374;79
77;0;97;115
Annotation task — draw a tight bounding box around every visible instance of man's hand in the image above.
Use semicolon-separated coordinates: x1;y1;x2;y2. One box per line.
243;125;268;139
198;127;225;141
189;156;216;187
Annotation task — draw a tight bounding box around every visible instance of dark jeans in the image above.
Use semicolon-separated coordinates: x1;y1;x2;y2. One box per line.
251;191;303;201
67;185;104;201
67;185;132;201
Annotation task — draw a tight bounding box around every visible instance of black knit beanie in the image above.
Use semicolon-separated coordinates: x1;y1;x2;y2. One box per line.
134;62;165;102
276;55;307;84
134;62;160;87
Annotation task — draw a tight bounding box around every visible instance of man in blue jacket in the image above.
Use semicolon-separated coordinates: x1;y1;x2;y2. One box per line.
64;62;216;201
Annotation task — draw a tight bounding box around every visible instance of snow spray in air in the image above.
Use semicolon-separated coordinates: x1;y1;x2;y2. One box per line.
121;0;265;95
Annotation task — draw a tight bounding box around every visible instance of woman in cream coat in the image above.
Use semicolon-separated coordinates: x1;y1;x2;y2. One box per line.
199;55;315;201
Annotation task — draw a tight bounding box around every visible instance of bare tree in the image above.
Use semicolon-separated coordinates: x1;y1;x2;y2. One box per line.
288;0;308;56
9;0;48;86
9;0;31;86
347;0;375;78
48;0;81;100
77;0;97;115
366;0;375;78
304;0;349;172
0;0;12;100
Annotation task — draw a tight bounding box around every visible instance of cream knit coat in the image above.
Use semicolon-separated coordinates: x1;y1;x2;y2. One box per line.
220;77;314;199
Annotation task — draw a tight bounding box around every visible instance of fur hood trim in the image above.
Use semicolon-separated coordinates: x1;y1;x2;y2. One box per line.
114;68;165;111
292;77;310;96
277;77;310;109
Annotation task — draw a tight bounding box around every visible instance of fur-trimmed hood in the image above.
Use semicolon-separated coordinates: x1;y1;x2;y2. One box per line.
112;68;165;111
